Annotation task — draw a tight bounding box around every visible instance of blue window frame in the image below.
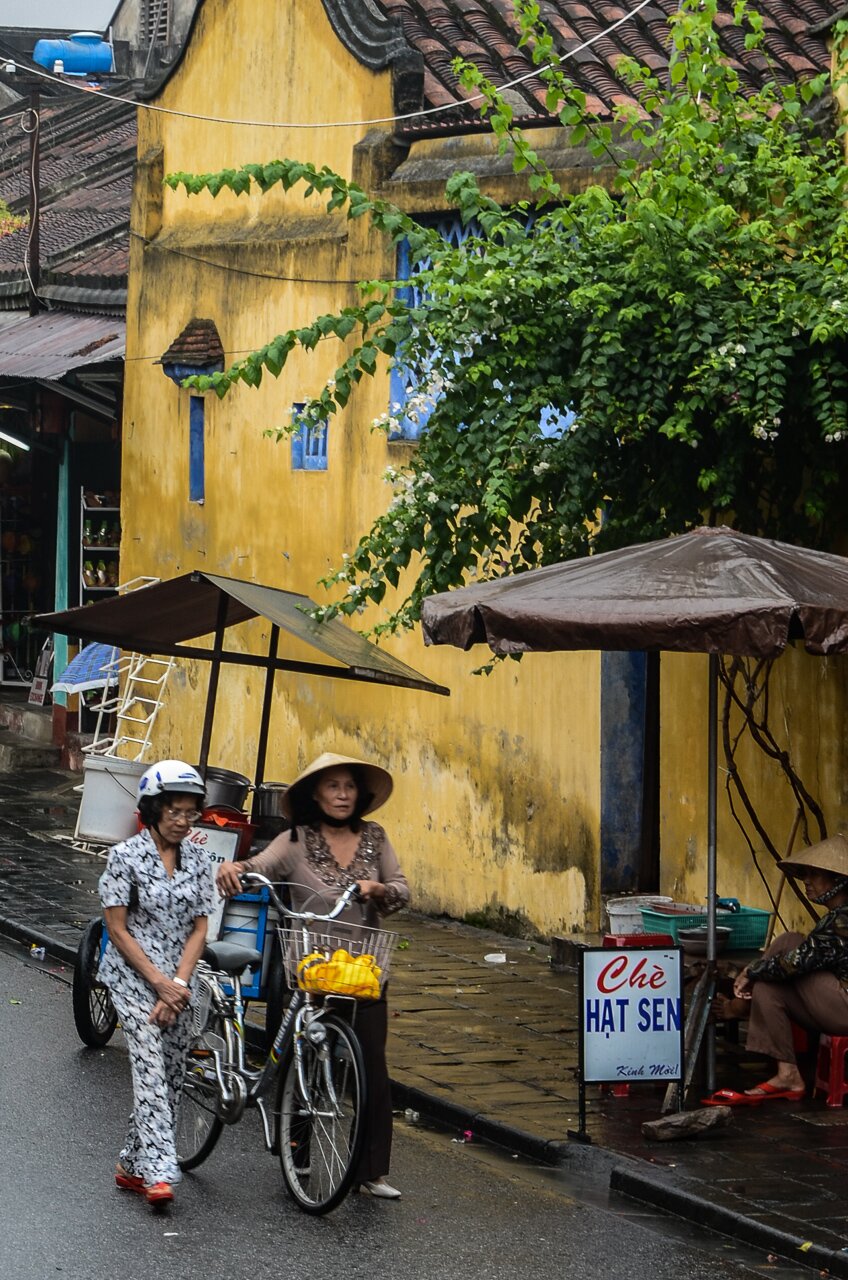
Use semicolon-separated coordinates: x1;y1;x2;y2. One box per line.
188;395;205;502
290;403;328;471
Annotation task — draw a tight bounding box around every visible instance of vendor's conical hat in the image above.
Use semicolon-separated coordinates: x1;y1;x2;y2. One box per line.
779;833;848;879
281;752;393;821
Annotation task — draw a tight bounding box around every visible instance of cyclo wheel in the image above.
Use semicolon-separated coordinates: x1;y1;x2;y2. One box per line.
276;1011;366;1215
175;1016;228;1170
72;918;118;1048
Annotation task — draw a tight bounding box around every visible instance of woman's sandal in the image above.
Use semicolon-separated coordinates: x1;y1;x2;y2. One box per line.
702;1082;805;1107
145;1182;174;1206
745;1080;805;1102
701;1088;765;1107
115;1166;145;1193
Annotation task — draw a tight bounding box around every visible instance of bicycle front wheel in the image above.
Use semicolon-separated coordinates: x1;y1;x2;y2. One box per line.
277;1013;366;1214
175;1018;227;1170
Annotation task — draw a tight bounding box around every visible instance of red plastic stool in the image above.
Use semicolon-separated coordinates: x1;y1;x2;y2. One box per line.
814;1034;848;1108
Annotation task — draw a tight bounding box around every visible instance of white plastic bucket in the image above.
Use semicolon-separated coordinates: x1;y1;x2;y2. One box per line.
605;894;673;935
76;755;147;843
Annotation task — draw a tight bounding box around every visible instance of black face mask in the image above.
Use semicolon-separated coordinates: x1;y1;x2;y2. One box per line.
810;875;848;905
319;812;354;829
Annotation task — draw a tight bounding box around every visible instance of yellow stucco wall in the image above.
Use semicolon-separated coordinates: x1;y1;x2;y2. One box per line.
121;0;602;938
660;649;848;933
121;0;848;940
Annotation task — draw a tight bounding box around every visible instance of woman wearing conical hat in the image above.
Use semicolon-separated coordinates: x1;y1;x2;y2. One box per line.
703;834;848;1106
217;752;408;1198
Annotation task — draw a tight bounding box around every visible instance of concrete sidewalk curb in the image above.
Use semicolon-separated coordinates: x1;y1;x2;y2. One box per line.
0;912;77;967
610;1166;848;1279
390;1080;564;1166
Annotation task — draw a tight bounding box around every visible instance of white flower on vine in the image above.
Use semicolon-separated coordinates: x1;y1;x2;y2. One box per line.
326;378;336;392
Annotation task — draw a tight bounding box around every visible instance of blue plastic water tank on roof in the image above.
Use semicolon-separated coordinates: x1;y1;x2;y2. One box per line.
32;32;113;76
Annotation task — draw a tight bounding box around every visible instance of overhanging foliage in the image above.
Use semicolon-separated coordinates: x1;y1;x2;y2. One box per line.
165;0;848;632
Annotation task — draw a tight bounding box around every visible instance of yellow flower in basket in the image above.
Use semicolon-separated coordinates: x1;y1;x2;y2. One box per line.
297;948;381;999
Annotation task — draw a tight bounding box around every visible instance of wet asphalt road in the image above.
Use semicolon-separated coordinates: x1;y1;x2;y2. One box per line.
0;937;815;1280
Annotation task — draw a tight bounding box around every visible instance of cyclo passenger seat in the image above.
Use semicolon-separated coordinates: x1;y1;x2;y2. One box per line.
203;940;263;975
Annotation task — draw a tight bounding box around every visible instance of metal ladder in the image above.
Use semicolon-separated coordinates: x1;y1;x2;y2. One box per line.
81;576;172;763
84;649;176;762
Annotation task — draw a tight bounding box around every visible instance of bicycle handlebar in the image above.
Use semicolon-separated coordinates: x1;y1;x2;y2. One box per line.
238;871;361;924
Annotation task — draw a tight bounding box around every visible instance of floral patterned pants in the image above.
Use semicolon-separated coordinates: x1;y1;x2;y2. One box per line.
110;988;192;1186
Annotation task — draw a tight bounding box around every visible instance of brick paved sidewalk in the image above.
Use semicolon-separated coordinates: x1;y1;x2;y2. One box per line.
4;766;848;1275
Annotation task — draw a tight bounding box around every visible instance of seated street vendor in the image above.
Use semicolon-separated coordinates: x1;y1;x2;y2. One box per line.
703;833;848;1107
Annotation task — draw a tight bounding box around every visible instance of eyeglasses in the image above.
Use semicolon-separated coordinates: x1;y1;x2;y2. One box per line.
163;807;201;824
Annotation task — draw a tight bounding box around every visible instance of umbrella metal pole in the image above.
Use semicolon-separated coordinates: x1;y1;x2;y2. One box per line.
198;593;229;776
705;652;719;1093
252;625;280;802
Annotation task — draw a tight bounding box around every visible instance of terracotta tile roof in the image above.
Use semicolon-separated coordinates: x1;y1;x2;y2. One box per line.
375;0;844;132
0;91;134;307
159;318;225;369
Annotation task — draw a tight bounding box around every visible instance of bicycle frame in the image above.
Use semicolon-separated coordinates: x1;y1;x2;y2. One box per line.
194;875;361;1152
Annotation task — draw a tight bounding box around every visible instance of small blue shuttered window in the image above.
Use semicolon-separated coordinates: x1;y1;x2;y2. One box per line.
290;403;329;470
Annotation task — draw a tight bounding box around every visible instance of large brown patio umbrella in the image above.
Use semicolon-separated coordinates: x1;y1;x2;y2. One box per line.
421;525;848;1087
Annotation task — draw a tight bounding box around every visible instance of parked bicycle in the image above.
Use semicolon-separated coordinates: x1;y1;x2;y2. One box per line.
175;871;397;1215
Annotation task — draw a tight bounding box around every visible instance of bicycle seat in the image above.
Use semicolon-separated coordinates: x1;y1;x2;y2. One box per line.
203;941;263;974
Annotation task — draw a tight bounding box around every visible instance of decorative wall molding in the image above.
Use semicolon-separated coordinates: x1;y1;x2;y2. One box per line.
321;0;424;115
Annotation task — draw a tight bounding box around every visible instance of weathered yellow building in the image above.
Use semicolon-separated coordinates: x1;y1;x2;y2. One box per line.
120;0;848;938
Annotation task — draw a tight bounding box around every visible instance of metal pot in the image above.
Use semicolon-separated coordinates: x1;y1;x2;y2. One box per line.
200;766;251;811
251;782;289;819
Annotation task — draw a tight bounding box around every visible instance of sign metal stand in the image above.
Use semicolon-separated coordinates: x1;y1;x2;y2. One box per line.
570;945;685;1143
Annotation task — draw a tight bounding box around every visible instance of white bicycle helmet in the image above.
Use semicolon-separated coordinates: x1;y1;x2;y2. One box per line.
136;760;206;802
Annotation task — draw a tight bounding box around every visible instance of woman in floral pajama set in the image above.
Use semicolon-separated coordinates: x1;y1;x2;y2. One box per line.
98;760;214;1208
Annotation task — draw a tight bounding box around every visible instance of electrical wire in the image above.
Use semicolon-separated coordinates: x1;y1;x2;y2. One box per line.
4;0;655;133
128;229;366;285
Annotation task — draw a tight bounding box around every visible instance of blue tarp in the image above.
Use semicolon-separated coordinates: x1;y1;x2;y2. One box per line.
51;642;119;694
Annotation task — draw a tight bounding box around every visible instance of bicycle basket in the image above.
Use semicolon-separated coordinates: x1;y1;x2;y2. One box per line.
278;920;397;1000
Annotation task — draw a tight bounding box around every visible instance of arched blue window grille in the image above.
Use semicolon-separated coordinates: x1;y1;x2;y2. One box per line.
390;211;574;440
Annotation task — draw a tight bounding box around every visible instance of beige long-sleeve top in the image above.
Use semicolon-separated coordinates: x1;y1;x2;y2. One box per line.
239;821;409;929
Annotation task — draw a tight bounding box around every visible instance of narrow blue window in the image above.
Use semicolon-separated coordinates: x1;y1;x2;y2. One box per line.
291;402;328;471
189;395;205;502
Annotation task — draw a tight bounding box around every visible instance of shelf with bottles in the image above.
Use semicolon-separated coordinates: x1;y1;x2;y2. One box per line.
81;515;121;550
80;486;121;598
82;558;119;590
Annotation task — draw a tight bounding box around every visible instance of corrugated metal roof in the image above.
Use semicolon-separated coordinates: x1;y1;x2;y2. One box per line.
0;311;125;378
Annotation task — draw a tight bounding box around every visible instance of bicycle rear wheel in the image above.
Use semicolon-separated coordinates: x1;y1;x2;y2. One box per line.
175;1018;227;1170
276;1012;366;1214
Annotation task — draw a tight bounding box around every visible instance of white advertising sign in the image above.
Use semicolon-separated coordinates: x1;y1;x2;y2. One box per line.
580;948;683;1084
188;823;241;939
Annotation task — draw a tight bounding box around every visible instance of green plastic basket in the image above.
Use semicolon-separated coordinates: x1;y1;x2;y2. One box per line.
639;904;772;949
